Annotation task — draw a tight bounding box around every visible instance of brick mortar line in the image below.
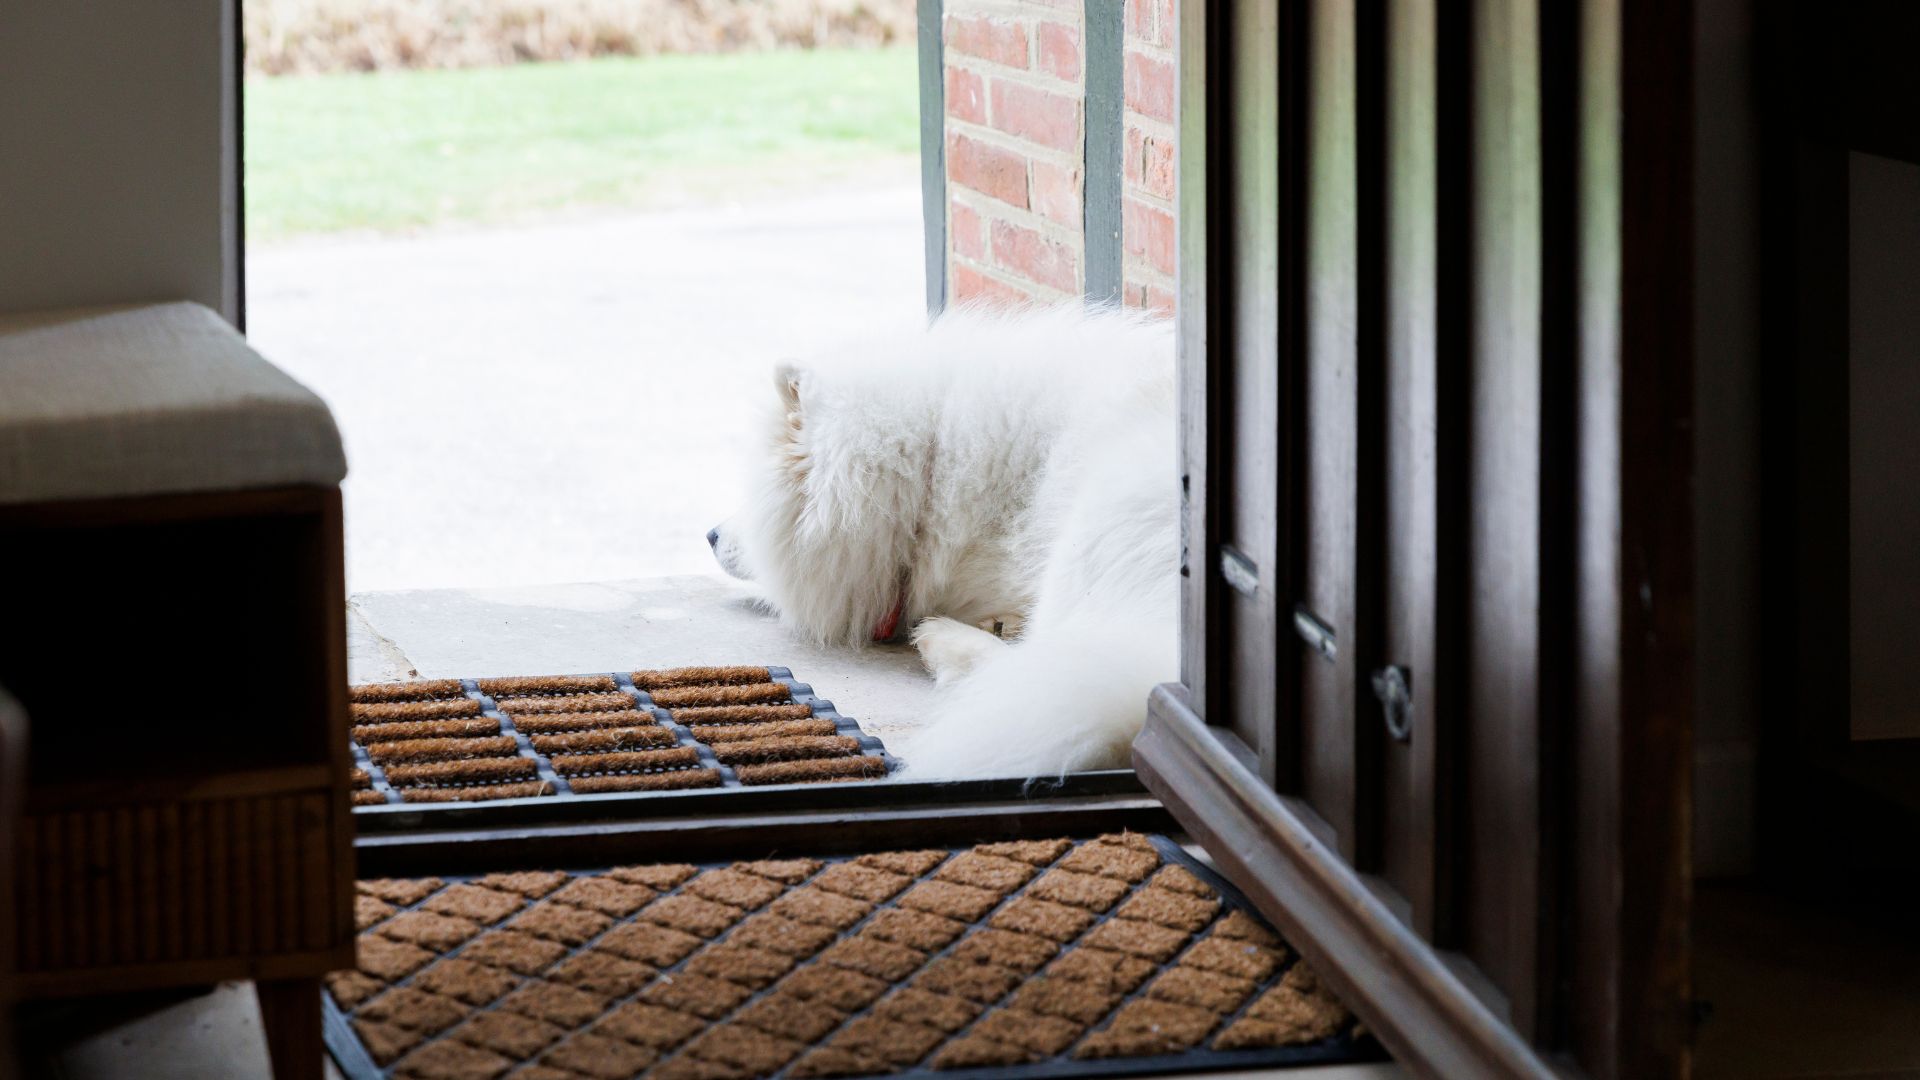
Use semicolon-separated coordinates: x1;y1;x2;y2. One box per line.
951;271;1079;307
1122;38;1177;58
976;246;1084;298
953;194;1090;253
1119;193;1178;222
945;118;1085;170
1118;265;1176;293
946;54;1088;94
1121;111;1177;140
1120;245;1178;270
1120;191;1176;220
972;74;1094;125
1120;35;1177;58
950;273;1077;309
1120;270;1179;295
943;1;1083;22
948;265;1082;303
961;212;1086;252
1122;187;1176;215
946;177;1083;225
949;255;1081;305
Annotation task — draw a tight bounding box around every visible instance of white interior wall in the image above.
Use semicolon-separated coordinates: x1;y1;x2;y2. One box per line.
0;0;238;322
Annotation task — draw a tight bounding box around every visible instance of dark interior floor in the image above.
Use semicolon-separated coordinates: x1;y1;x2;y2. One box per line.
1693;879;1920;1079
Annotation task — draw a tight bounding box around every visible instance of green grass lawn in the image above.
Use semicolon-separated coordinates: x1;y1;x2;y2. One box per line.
244;46;921;241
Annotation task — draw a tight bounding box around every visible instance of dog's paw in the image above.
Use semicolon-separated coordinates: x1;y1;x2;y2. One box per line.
910;616;1007;685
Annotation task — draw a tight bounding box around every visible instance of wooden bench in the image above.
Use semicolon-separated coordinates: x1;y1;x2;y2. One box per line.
0;303;355;1079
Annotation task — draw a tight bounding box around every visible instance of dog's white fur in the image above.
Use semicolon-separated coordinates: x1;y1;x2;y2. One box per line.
710;305;1178;779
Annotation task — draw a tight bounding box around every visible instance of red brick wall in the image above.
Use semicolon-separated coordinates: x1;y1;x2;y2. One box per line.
1119;0;1175;314
941;0;1176;312
944;2;1087;306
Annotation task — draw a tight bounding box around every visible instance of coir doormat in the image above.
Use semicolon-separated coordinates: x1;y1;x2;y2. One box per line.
324;834;1380;1079
350;667;895;804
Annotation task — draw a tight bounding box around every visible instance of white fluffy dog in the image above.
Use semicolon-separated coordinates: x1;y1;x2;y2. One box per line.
708;305;1178;779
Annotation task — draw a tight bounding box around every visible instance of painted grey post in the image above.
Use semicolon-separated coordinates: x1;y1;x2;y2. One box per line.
1083;0;1125;305
917;0;947;315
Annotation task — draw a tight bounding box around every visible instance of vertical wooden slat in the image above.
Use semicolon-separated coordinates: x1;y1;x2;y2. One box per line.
1534;0;1581;1044
211;795;233;953
320;487;359;951
1350;0;1389;871
93;808;116;966
1378;0;1447;935
1462;0;1544;1034
113;808;136;964
64;813;88;968
1428;0;1475;953
276;796;300;953
161;802;185;961
1176;0;1221;727
1298;0;1362;853
137;805;160;963
1570;0;1625;1056
1222;0;1289;786
183;799;208;960
253;797;278;954
1570;0;1695;1074
300;794;333;951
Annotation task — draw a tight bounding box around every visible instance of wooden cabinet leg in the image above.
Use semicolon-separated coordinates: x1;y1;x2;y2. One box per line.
255;977;324;1080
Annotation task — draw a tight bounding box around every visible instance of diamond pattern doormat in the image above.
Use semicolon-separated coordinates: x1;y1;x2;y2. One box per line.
351;667;895;804
324;834;1380;1079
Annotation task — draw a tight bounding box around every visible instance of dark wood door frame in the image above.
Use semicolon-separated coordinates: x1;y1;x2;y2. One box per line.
1138;1;1694;1077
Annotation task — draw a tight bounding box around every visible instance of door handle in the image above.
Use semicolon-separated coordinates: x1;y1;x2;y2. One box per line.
1371;665;1413;742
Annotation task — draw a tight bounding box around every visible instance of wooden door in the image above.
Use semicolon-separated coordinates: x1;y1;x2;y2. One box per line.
1136;1;1693;1076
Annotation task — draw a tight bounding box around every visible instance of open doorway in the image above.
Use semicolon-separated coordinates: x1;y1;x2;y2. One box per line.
244;0;1182;786
241;0;924;592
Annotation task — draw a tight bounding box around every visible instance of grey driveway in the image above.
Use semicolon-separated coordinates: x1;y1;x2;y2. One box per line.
246;181;926;593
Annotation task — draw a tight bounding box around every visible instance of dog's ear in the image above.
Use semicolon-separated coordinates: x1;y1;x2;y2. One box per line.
773;361;805;413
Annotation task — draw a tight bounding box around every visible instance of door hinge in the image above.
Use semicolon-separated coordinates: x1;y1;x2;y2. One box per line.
1291;605;1337;662
1218;545;1259;598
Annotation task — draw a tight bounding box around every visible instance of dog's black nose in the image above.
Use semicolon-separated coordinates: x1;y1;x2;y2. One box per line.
707;526;721;549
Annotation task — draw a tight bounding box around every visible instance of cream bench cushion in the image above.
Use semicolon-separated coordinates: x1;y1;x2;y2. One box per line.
0;302;346;505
